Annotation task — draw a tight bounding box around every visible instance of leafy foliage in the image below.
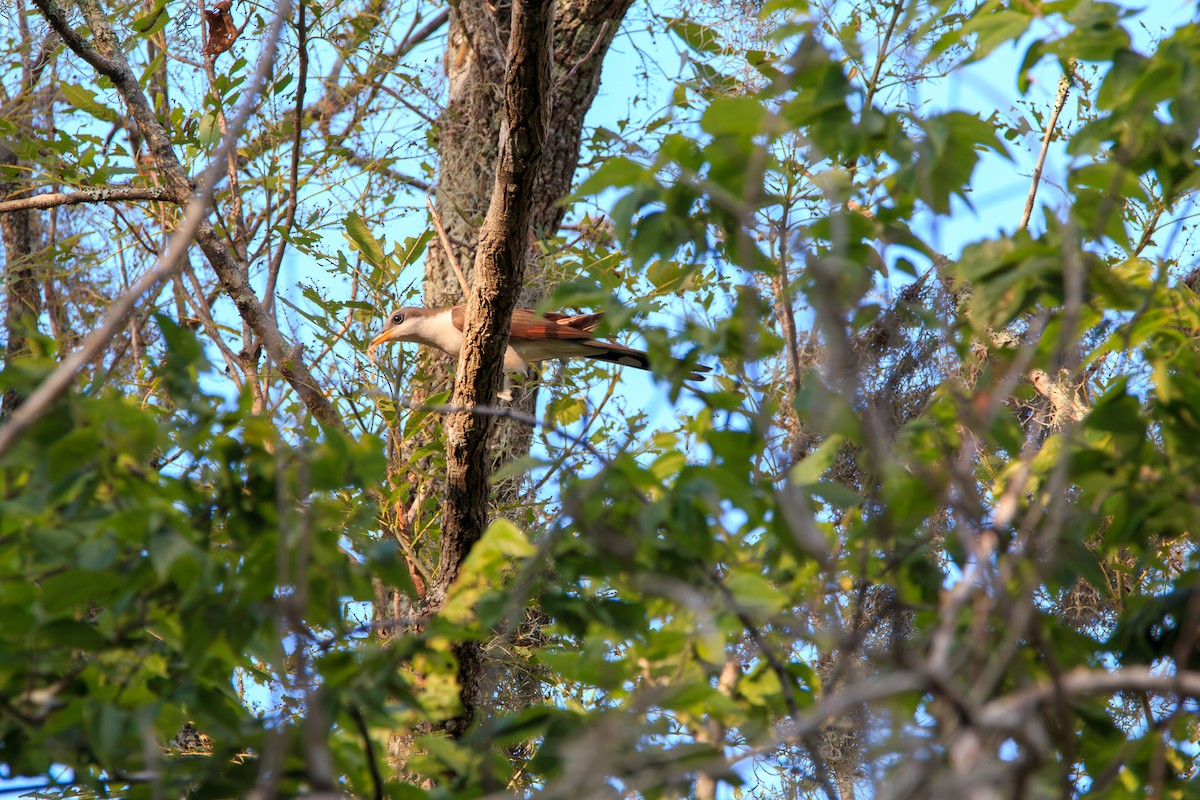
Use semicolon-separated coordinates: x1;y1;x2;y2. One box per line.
2;0;1200;798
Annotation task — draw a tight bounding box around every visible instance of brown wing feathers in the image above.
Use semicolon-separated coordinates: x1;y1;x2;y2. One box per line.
450;306;598;339
449;305;709;380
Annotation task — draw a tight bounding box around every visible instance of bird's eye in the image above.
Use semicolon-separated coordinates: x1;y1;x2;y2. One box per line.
392;313;404;325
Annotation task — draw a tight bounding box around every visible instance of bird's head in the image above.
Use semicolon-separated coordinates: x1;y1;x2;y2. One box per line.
367;307;422;361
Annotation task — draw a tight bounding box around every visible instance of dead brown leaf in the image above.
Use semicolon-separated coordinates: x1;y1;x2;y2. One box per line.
202;1;238;58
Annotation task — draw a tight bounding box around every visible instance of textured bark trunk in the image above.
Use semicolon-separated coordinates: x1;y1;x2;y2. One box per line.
0;146;40;416
1;33;45;419
382;0;635;767
390;0;635;578
1;24;52;416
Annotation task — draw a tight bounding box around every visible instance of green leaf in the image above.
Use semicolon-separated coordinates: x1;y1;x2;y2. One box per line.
700;97;773;138
344;211;387;266
724;570;786;618
365;540;418;599
477;518;536;559
131;0;170;35
40;619;108;649
667;17;725;55
60;83;120;123
790;434;844;485
934;7;1032;63
577;156;651;196
548;395;586;426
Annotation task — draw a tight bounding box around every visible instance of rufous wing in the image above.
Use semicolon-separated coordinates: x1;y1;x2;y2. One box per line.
448;305;709;380
450;306;601;341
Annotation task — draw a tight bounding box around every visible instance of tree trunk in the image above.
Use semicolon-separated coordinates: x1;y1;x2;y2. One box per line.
1;27;49;416
0;147;40;416
382;0;635;765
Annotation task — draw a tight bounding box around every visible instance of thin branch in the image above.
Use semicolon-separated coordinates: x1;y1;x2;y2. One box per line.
370;390;610;463
311;7;449;137
31;0;121;77
309;270;361;366
397;8;451;55
398;397;538;427
52;0;341;429
428;195;470;297
264;0;309;318
862;0;904;111
13;33;56;110
1019;63;1074;230
978;666;1200;730
375;83;440;125
0;196;194;456
0;185;176;213
557;19;608;87
182;259;244;380
709;571;838;800
709;571;800;719
1131;204;1164;258
349;707;386;800
341;149;431;192
771;185;802;402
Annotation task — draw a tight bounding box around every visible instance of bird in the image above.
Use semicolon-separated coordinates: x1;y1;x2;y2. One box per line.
368;305;709;399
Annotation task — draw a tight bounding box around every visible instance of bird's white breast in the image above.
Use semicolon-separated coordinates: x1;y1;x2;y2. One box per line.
414;310;466;356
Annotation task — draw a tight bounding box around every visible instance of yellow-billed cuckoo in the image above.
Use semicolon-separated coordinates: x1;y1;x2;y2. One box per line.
368;306;709;398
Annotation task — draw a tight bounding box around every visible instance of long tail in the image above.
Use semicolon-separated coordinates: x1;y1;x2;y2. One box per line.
578;340;711;382
548;312;711;381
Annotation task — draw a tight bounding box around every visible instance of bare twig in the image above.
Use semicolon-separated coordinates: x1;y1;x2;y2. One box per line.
428;195;470;298
1019;63;1074;230
376;83;440;125
341;149;431;192
977;666;1200;729
181;259;244;379
558;19;608;87
397;397;539;427
862;0;904;112
397;8;451;54
709;571;800;719
709;571;839;800
58;0;340;428
349;707;386;800
263;0;309;318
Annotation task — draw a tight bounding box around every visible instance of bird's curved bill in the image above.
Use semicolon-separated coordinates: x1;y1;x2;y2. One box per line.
367;329;397;363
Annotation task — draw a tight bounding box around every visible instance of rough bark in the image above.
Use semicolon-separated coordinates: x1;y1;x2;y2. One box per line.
433;0;554;739
0;28;51;415
1;149;39;416
0;186;176;214
437;0;554;592
381;0;634;754
422;0;631;309
387;0;634;589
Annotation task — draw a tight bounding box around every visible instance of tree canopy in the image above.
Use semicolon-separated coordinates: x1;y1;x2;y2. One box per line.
2;0;1200;798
